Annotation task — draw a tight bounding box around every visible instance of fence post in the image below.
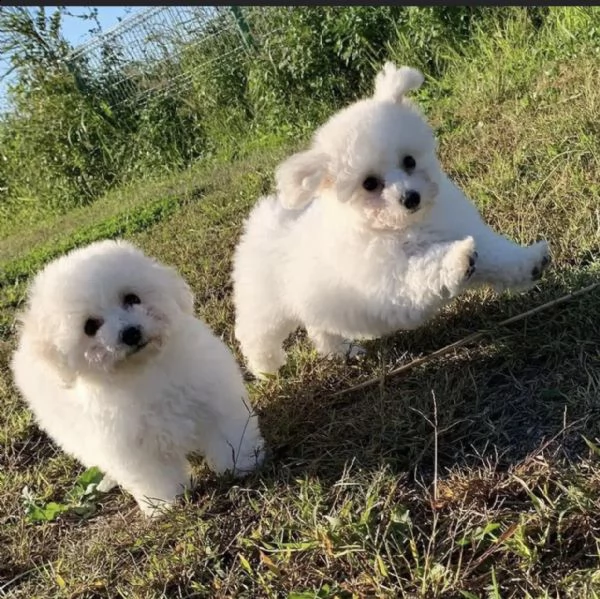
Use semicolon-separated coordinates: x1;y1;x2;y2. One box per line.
230;6;255;51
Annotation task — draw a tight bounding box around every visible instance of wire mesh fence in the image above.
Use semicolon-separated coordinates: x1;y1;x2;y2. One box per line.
0;5;307;210
65;6;284;111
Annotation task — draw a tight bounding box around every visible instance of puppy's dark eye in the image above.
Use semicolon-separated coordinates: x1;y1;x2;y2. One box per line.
84;318;102;337
362;176;382;192
403;155;416;170
123;293;141;307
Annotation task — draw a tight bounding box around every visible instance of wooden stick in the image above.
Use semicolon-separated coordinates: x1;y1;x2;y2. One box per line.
328;281;600;400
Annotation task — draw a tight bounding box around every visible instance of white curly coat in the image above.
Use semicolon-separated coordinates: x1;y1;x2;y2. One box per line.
232;63;550;378
11;240;265;516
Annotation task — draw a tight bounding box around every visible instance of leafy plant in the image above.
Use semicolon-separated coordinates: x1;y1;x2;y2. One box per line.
21;466;105;524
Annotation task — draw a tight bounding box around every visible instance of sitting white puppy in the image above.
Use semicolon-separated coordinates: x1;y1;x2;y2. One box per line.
233;62;550;378
11;240;265;517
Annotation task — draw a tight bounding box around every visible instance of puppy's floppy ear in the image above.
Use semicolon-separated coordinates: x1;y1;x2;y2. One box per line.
275;149;328;209
16;312;77;387
151;258;194;316
373;62;424;104
38;344;77;387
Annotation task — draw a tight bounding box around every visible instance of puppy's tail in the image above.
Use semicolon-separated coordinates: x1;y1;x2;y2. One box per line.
373;62;424;104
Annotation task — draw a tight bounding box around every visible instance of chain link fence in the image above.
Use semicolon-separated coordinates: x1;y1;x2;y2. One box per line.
0;6;292;212
66;6;283;110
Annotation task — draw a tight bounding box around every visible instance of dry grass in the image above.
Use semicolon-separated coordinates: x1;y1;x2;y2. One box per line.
1;17;600;599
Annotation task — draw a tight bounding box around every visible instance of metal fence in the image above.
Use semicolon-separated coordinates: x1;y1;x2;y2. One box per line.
65;6;281;110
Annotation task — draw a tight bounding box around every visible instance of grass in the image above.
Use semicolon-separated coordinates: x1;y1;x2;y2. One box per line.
1;11;600;598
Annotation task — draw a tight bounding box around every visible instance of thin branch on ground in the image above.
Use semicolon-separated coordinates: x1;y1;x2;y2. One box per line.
328;281;600;400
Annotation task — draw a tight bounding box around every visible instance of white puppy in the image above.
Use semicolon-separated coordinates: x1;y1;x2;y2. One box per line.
11;240;265;517
233;62;551;378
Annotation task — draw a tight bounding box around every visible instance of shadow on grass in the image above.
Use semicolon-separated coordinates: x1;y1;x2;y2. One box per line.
254;266;600;484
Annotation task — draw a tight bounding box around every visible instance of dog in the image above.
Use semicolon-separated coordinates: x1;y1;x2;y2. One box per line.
232;62;551;379
11;240;265;517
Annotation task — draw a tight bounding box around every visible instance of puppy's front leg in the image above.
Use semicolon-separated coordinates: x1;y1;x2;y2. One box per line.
106;451;191;518
201;410;265;477
400;237;477;329
468;222;550;292
438;175;551;292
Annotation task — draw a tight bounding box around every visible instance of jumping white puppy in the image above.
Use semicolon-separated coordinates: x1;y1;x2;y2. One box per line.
11;240;265;517
232;62;550;378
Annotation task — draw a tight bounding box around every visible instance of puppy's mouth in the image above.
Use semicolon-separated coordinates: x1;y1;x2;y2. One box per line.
128;340;149;355
126;335;165;357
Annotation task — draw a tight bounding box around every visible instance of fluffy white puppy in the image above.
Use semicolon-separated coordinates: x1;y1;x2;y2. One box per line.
11;240;265;517
233;62;551;378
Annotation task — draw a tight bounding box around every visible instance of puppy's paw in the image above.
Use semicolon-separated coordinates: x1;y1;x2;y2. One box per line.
97;476;118;493
339;340;367;361
246;350;287;380
466;251;478;279
231;443;266;477
531;242;551;281
309;329;366;361
208;441;266;478
137;495;178;519
206;420;266;479
441;237;477;299
492;240;551;292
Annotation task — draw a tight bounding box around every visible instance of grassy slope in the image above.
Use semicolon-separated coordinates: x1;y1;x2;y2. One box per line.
1;11;600;598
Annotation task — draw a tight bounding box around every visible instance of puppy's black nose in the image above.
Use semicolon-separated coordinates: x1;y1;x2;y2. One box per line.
120;326;142;347
402;190;421;210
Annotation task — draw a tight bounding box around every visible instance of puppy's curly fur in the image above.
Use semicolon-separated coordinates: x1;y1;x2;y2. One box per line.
232;63;551;378
11;240;265;516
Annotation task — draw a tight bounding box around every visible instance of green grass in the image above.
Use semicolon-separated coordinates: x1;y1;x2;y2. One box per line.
1;11;600;598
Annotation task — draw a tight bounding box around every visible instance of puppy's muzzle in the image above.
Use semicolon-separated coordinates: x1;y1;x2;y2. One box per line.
401;190;421;211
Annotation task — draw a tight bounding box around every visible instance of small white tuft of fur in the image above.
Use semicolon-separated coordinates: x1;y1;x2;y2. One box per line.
373;62;424;104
